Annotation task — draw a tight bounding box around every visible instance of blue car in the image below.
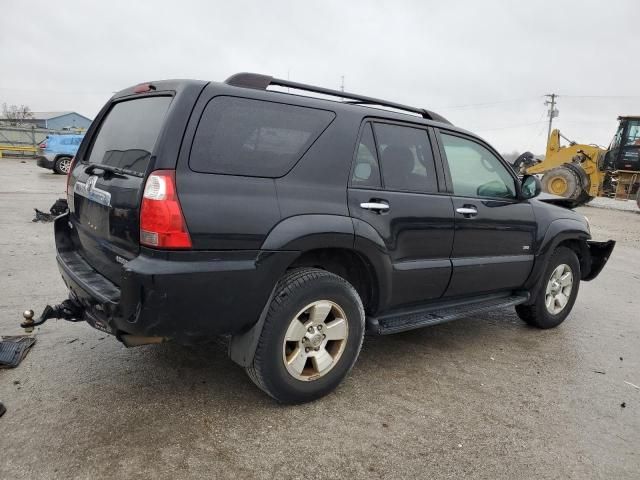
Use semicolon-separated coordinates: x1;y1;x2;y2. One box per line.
36;134;84;174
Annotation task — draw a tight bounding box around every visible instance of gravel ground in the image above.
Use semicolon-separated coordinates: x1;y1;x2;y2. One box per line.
0;159;638;480
586;196;640;214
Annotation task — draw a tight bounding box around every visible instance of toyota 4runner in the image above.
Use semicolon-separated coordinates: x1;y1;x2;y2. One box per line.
25;73;615;403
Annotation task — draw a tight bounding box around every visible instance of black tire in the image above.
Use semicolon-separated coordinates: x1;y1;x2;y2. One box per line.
53;156;72;175
541;166;582;200
246;268;365;404
516;246;580;329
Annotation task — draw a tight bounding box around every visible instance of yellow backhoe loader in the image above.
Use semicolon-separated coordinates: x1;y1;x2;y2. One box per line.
513;116;640;207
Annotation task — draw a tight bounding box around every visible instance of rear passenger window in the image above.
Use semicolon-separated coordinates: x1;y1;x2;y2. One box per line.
373;123;437;193
190;97;335;177
351;123;381;188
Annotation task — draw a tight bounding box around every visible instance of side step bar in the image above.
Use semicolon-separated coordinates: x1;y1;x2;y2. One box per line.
367;293;529;335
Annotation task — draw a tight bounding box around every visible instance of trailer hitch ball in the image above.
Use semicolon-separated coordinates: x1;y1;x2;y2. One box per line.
22;310;35;333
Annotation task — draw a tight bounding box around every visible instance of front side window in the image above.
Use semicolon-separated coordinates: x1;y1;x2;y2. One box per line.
440;133;516;199
373;123;437;193
190;97;335;177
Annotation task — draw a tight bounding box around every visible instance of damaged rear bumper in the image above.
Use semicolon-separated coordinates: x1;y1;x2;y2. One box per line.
50;214;296;344
583;240;616;281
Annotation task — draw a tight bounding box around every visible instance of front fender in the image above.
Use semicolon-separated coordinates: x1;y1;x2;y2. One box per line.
522;218;590;303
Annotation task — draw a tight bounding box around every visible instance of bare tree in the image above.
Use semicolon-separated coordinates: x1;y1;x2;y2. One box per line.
1;103;34;126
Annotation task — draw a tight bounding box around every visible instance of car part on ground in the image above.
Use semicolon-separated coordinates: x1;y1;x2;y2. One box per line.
32;198;68;222
0;335;36;368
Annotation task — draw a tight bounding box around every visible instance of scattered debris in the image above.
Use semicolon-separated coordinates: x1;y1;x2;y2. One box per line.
624;381;640;390
620;357;623;361
382;423;389;428
621;402;626;408
32;198;68;223
593;370;606;374
12;380;20;385
0;402;5;417
0;336;36;368
66;338;78;344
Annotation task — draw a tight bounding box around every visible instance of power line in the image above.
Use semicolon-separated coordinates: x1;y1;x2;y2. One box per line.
472;120;546;132
441;96;540;110
560;94;640;99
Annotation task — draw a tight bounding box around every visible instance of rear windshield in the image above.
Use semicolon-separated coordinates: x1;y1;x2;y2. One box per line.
86;96;172;174
189;96;335;177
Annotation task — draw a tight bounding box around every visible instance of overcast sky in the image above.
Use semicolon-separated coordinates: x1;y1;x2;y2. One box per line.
2;0;639;153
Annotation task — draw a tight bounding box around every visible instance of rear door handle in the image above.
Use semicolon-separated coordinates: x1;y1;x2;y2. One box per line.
360;201;390;213
456;206;478;217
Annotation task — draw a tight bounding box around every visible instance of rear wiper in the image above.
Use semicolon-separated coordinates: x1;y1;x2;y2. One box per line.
84;163;144;178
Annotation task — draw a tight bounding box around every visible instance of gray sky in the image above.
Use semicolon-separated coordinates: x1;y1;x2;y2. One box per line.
2;0;639;153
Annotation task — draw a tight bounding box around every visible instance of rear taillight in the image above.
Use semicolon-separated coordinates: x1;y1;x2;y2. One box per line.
140;170;192;249
38;141;47;149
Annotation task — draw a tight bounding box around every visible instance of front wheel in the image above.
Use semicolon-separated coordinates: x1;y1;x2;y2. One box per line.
246;268;365;404
516;246;581;329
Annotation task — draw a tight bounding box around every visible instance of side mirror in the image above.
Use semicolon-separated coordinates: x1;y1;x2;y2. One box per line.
520;175;541;200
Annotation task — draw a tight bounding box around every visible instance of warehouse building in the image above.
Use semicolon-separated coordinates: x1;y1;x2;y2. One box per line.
19;111;92;130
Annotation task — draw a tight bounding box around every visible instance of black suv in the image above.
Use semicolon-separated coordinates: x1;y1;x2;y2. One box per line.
37;73;615;403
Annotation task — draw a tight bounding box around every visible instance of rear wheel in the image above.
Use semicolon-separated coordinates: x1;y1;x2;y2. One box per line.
53;156;72;175
541;166;582;200
516;246;580;329
246;268;365;404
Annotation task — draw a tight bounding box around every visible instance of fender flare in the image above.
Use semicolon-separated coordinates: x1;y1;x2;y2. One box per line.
523;218;590;303
229;214;392;367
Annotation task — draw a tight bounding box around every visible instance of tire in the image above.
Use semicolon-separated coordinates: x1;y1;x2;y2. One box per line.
53;156;72;175
541;166;582;200
516;246;580;329
246;268;365;404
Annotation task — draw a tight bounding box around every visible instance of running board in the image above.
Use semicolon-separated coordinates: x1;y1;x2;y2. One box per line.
367;294;529;335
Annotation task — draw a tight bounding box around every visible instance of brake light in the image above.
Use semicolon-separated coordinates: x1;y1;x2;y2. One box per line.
38;141;47;149
133;83;156;93
140;170;192;249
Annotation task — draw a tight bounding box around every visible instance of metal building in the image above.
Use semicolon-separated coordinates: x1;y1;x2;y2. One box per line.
20;112;92;130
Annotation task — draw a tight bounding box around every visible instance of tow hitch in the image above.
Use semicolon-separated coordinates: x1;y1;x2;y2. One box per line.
21;298;85;333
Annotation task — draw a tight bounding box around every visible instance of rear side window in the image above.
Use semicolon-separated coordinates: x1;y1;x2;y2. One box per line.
189;96;335;177
351;123;381;188
86;96;172;174
373;123;437;193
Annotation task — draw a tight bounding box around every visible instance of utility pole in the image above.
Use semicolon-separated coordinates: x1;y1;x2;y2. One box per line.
545;93;558;139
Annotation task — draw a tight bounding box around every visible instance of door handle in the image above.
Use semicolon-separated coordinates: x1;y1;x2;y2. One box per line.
456;206;478;217
360;201;390;213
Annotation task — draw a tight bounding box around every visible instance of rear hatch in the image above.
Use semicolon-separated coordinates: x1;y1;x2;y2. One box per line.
68;94;173;285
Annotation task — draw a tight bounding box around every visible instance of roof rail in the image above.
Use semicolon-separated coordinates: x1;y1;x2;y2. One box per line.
224;72;451;124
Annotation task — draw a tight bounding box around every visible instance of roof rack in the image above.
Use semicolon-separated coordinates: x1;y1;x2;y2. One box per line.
224;72;451;124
